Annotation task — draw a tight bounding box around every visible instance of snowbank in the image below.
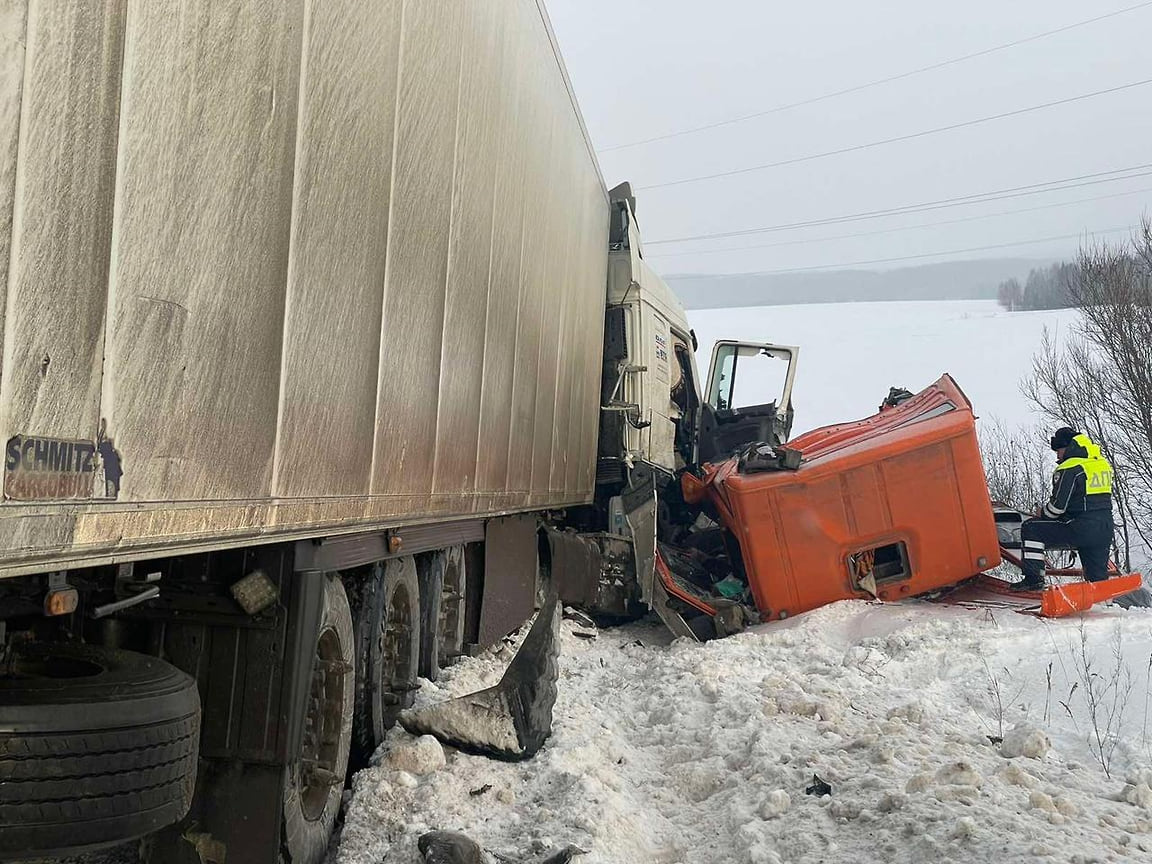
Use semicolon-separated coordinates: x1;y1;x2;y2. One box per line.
334;600;1152;863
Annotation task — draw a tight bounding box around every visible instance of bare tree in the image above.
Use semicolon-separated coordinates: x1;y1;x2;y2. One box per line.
979;419;1051;512
1020;218;1152;572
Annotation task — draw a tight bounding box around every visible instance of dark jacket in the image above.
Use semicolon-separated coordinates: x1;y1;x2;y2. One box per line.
1042;437;1112;519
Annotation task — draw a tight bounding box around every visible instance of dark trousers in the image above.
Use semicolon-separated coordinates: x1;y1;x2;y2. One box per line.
1020;511;1114;582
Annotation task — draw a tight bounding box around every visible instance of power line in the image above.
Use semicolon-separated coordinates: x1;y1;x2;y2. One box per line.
647;185;1152;258
636;78;1152;192
645;163;1152;245
668;225;1136;277
601;1;1152;152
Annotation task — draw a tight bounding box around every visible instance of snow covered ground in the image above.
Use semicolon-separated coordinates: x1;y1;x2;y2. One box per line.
334;604;1152;864
335;300;1152;863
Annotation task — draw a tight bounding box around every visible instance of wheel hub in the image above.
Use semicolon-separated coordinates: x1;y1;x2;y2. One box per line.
299;628;347;821
376;587;414;727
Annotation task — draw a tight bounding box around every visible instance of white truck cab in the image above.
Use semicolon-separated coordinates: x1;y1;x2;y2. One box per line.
604;184;700;473
601;183;798;479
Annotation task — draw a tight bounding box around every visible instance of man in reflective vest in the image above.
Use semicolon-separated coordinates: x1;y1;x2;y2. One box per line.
1014;426;1115;590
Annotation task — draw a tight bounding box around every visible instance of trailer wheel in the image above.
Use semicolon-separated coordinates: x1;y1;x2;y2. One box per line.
282;574;355;864
350;556;420;767
0;642;200;860
418;545;468;681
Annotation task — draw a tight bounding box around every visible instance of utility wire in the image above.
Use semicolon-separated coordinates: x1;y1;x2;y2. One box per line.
645;163;1152;244
647;185;1152;258
601;1;1152;152
637;78;1152;191
668;225;1136;277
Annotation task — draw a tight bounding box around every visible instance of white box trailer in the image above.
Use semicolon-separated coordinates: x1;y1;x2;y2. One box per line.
0;0;608;580
0;4;787;862
0;3;648;862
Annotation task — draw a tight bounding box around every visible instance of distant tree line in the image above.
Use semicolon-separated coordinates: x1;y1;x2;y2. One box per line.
996;262;1080;311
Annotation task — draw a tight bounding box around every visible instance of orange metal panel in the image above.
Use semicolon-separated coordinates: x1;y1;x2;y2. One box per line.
969;573;1144;617
710;375;1001;620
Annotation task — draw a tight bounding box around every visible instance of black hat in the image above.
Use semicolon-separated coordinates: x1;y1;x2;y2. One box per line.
1050;427;1077;451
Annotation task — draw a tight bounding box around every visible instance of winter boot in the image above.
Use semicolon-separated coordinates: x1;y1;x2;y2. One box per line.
1010;576;1045;592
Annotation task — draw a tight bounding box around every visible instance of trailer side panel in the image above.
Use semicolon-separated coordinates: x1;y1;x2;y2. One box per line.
0;2;609;578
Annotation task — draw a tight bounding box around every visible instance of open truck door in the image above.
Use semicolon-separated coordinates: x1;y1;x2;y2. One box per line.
699;341;799;463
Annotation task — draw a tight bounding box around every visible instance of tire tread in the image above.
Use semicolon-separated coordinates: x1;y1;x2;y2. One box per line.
0;645;200;859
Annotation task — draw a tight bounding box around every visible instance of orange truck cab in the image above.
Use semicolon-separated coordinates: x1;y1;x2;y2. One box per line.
695;374;1002;621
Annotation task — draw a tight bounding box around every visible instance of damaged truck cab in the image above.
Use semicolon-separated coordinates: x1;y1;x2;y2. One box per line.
551;196;1003;640
688;375;1003;621
551;184;807;639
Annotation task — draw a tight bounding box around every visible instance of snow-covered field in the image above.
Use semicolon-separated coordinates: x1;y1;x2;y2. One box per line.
689;299;1076;437
335;300;1152;864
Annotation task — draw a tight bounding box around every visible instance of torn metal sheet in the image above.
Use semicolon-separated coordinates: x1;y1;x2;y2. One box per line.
400;595;561;761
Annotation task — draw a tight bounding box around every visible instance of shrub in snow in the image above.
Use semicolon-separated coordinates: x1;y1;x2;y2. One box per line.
842;645;887;671
1000;724;1050;760
1028;791;1056;813
384;735;446;776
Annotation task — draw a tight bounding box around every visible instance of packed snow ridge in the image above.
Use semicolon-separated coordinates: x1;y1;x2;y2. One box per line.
334;599;1152;864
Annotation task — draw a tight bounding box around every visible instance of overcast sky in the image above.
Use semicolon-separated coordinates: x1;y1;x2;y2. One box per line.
544;0;1152;275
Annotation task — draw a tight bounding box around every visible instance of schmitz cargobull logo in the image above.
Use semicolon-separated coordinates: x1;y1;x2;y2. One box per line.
3;423;122;501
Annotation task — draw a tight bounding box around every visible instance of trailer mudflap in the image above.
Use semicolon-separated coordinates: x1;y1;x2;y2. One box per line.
399;595;561;761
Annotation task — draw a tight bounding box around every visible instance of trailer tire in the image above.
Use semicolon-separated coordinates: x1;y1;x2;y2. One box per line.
418;545;467;681
350;557;420;767
0;642;200;860
281;574;355;864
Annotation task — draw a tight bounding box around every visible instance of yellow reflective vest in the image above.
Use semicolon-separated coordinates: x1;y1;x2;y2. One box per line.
1057;433;1113;496
1043;432;1113;518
